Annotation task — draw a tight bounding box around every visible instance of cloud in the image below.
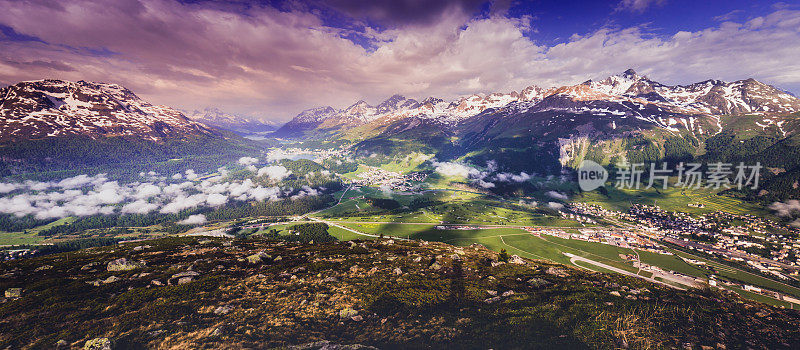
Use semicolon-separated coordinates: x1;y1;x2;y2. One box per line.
257;165;292;180
122;199;159;214
178;214;207;225
250;186;281;201
0;182;20;194
615;0;666;13
545;191;568;201
769;200;800;217
238;156;259;165
3;2;799;120
547;202;564;210
185;169;198;180
496;172;531;182
431;161;481;178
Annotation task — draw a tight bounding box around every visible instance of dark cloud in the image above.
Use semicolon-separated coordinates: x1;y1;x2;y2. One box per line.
318;0;488;26
3;59;76;72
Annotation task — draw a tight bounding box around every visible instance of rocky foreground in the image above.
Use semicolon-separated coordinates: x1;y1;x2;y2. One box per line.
1;237;800;349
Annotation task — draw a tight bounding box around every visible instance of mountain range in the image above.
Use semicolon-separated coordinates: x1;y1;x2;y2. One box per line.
276;69;800;139
185;107;278;136
2;72;800;199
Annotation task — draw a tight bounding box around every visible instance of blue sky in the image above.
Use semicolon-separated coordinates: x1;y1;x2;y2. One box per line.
1;0;799;121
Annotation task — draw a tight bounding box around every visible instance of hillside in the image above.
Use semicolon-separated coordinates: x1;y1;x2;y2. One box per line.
1;236;799;349
0;80;257;174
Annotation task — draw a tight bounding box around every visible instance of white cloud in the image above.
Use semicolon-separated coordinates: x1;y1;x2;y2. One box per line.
547;202;564;210
121;200;159;214
178;214;207;225
2;2;799;120
431;161;481;178
769;200;800;217
257;165;292;180
250;186;281;201
238;156;259;165
545;191;569;201
206;193;228;206
496;172;531;182
0;183;20;194
185;169;198;180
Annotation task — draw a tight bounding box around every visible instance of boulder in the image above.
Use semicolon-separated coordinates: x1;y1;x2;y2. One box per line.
107;258;145;272
83;337;112;350
509;255;525;264
4;288;22;298
169;271;200;285
339;308;358;319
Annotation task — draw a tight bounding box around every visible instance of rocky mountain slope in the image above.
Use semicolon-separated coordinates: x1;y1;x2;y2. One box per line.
1;236;799;349
0;80;219;142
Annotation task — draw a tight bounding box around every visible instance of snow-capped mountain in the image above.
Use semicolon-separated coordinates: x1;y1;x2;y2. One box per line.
0;79;215;142
277;69;800;138
186;107;278;134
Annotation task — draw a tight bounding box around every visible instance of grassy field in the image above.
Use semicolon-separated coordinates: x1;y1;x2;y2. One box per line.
670;249;800;299
575;184;770;217
0;217;76;246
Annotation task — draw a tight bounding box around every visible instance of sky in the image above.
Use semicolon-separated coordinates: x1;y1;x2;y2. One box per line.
1;0;800;122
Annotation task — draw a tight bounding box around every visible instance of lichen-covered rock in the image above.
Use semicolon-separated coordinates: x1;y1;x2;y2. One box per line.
4;288;22;298
339;308;358;319
83;337;111;350
107;258;145;271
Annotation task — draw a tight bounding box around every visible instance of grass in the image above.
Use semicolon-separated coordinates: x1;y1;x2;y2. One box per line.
575;183;770;218
635;249;708;278
0;217;76;246
670;249;800;299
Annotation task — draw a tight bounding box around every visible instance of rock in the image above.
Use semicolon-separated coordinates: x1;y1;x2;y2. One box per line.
610;291;621;297
150;280;163;286
4;288;22;298
214;305;232;315
491;261;505;267
246;253;268;264
527;278;551;288
322;276;339;283
486;290;498;296
170;271;200;285
35;265;53;271
501;290;516;297
412;256;422;263
274;255;283;262
107;258;145;271
545;267;568;277
349;265;360;273
351;315;363;322
103;276;120;284
81;262;100;271
133;245;151;251
339;308;358;319
429;262;442;270
83;337;112;350
484;296;502;304
509;255;525;264
198;239;212;244
393;267;403;275
56;339;69;348
286;340;378;350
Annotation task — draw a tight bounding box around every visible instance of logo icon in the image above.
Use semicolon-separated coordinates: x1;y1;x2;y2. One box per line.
577;160;608;191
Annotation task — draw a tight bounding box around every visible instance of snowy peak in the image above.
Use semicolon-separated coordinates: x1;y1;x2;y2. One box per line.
0;79;214;142
375;94;419;114
186;107;277;133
